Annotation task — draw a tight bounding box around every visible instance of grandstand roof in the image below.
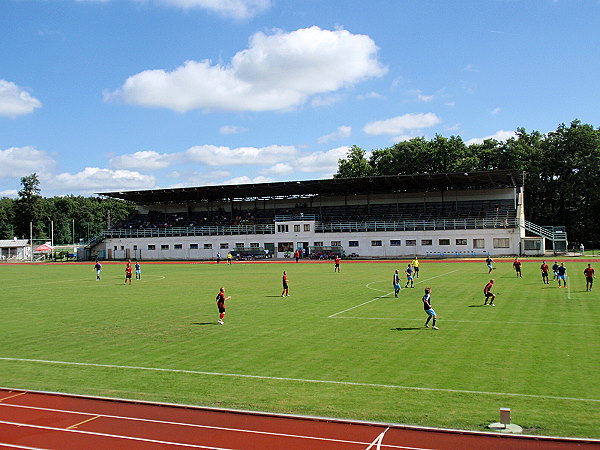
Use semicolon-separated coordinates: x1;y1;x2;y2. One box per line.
98;170;522;204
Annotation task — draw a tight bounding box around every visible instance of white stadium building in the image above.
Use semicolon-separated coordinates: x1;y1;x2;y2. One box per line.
91;170;566;261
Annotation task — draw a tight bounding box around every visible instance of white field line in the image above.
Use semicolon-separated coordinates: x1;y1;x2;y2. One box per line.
567;276;572;300
0;357;598;403
0;404;422;450
329;317;582;327
1;275;165;290
328;270;458;319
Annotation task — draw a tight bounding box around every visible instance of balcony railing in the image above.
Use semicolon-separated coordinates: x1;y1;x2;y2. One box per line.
315;217;519;233
103;224;275;238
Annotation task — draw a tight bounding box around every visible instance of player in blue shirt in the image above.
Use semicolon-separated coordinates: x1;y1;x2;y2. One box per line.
393;270;401;297
557;263;567;288
405;264;414;288
422;287;438;329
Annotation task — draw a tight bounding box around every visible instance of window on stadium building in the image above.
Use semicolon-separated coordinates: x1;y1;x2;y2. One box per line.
421;240;432;246
220;243;228;249
204;244;212;249
250;242;259;248
524;239;542;250
278;242;293;252
174;244;183;249
371;240;382;246
277;225;289;233
236;243;244;248
161;244;169;250
493;238;510;248
406;240;416;246
456;239;467;245
133;245;138;251
331;240;341;247
148;244;156;250
294;225;300;232
304;224;311;232
314;241;323;246
390;240;401;246
189;243;199;249
439;239;450;246
348;241;359;247
473;239;485;248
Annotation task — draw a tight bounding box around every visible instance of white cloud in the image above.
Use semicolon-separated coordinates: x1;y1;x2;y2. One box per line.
219;125;249;135
357;91;384;100
260;163;294;176
409;89;434;102
109;150;175;170
391;134;416;143
222;175;273;185
0;80;42;118
0;146;56;179
0;189;18;197
184;144;297;166
106;26;386;112
294;146;349;174
490;107;502;115
465;130;516;145
310;94;346;108
157;0;271;19
49;167;156;193
363;113;442;136
317;125;352;144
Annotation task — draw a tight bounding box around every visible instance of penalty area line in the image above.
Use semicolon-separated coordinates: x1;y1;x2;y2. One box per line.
0;357;598;403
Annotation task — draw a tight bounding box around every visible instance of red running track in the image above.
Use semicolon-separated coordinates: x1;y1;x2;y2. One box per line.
0;389;597;449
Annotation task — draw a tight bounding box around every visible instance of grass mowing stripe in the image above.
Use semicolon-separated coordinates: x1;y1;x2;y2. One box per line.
2;357;598;403
329;316;592;326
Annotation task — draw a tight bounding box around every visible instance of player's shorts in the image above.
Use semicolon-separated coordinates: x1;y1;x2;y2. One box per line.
407;276;413;281
425;308;436;316
393;283;400;290
484;291;494;297
217;302;225;313
282;282;288;289
558;274;566;280
136;269;141;274
487;264;493;269
126;274;132;279
96;270;101;274
586;276;594;283
541;271;548;277
335;264;339;268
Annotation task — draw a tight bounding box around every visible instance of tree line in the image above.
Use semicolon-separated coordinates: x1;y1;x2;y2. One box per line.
0;174;135;245
335;120;600;247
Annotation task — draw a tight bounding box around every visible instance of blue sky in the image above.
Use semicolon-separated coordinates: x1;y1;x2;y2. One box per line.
1;0;599;196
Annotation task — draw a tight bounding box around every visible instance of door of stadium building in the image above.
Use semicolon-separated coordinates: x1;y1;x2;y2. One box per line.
264;243;275;258
297;242;309;256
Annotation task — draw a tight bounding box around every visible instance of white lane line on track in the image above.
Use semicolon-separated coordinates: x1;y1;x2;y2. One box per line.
0;420;223;449
1;357;598;403
329;270;458;319
0;412;427;450
0;443;45;450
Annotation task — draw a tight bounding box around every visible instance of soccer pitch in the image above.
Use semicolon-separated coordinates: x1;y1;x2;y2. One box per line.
1;259;599;438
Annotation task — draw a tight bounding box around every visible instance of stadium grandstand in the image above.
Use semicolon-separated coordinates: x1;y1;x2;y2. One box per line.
90;170;566;260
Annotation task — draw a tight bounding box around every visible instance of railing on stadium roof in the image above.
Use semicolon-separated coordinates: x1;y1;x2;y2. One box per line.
102;217;519;239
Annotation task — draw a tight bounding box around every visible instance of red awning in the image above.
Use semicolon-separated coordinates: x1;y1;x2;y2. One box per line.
35;243;54;252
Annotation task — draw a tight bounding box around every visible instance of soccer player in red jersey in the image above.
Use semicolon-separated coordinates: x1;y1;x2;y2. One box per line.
584;264;595;291
124;261;133;285
484;279;496;306
513;257;522;277
216;287;231;325
540;261;549;284
334;256;341;272
281;271;289;297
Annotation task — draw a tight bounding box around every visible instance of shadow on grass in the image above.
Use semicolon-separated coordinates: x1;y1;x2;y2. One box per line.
192;322;216;326
265;295;285;298
391;327;422;331
468;305;486;307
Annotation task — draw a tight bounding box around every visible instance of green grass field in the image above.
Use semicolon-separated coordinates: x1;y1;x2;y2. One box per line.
1;259;599;438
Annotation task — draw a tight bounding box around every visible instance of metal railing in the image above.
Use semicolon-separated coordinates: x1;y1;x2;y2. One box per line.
103;224;276;239
315;217;519;233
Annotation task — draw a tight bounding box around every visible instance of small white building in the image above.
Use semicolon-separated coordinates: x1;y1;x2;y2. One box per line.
0;239;31;261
